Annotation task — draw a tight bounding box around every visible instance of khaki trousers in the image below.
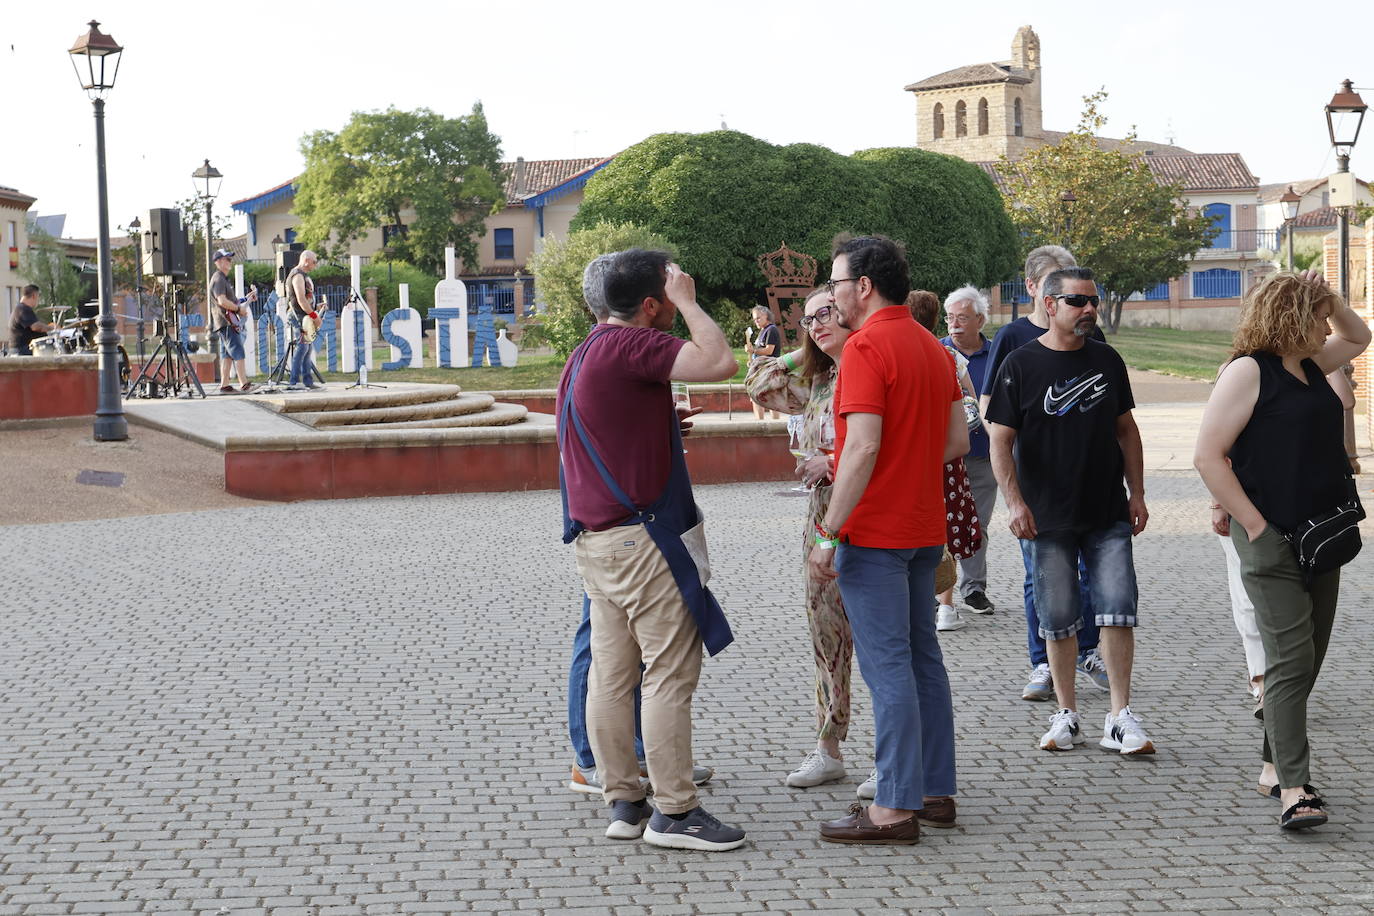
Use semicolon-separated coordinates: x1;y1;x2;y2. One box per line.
575;523;703;814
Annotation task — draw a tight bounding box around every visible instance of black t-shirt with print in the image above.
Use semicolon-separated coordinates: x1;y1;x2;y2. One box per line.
985;338;1135;534
752;323;782;361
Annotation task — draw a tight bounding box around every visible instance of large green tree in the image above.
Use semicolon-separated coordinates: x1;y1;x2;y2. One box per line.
995;91;1218;332
20;226;88;314
529;221;678;360
572;130;1017;304
294;104;504;274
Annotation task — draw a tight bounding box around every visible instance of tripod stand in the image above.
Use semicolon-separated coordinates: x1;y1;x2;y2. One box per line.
261;325;326;393
344;288;385;390
125;283;205;399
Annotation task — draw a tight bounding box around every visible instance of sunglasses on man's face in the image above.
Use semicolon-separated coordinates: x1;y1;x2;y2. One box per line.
1054;294;1100;308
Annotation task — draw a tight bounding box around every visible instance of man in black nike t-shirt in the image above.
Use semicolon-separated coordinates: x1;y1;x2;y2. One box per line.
986;266;1159;758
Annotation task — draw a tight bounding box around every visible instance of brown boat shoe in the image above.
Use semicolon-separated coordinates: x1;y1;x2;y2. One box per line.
917;796;956;828
820;803;920;845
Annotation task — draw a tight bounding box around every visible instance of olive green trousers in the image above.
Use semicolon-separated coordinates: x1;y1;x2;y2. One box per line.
1230;524;1340;788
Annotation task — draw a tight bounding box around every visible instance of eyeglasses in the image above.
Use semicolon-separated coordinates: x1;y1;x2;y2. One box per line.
945;313;981;325
823;277;860;296
1053;294;1100;308
799;305;837;330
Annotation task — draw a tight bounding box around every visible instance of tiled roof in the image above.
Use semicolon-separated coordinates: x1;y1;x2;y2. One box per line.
232;157;614;213
1143;153;1257;191
1041;132;1193;157
1293;206;1339;229
1257;177;1328;203
0;185;37;209
980;150;1258;195
1258;176;1369;203
904;61;1032;92
501;157;611;204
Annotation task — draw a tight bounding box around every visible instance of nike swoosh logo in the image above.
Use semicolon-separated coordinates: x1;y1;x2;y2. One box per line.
1043;373;1105;415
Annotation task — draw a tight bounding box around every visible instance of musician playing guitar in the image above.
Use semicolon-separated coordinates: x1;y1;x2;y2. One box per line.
285;249;324;391
211;248;257;393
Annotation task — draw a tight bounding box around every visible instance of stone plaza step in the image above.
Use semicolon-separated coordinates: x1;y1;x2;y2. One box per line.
335;402;528;431
295;392;499;428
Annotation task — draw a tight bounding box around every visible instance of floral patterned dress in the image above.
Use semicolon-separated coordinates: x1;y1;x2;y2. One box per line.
745;356;852;741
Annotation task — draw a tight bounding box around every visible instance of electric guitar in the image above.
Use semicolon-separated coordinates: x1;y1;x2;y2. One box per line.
300;298;327;344
221;286;257;333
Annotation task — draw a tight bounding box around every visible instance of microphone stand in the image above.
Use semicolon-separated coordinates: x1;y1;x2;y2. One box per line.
344;286;385;390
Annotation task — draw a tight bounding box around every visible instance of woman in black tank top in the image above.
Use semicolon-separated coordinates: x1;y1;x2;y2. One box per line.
1194;271;1369;832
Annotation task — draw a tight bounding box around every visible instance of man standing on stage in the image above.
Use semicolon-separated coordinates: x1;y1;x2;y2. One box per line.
210;249;256;393
285;250;321;390
809;234;968;845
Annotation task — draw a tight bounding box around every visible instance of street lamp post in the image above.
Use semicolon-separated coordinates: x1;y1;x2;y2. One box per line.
192;159;223;371
1058;189;1077;247
69;20;126;441
1325;79;1367;302
1323;79;1367;473
1278;185;1302;271
128;214;146;366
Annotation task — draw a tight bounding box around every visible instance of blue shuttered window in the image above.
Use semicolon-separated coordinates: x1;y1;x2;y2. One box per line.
493;228;514;260
1192;268;1240;299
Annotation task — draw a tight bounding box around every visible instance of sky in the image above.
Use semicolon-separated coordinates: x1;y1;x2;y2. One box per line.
5;0;1372;241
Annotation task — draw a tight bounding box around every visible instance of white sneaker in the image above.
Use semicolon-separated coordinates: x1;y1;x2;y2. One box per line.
1101;706;1156;755
856;770;877;800
785;750;846;788
936;604;966;632
1039;708;1085;751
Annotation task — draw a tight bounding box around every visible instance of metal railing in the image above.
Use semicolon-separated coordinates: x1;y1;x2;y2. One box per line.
1191;268;1242;299
1204;229;1279;252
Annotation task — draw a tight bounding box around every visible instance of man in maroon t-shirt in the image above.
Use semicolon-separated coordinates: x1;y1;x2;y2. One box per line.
557;249;745;851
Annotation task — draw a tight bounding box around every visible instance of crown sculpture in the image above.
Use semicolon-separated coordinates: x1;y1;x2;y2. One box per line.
757;242;817;289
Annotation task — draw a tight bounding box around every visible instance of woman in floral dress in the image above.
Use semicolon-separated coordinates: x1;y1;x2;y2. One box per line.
746;290;857;789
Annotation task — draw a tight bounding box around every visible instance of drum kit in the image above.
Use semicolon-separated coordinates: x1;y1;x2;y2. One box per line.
34;305;132;386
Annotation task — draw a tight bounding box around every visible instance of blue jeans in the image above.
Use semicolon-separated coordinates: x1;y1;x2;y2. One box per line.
835;543;955;810
1024;522;1139;640
289;326;312;385
568;594;643;769
1019;539;1099;666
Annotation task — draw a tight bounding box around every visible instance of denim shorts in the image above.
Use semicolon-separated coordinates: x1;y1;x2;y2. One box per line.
1023;521;1137;639
217;326;245;360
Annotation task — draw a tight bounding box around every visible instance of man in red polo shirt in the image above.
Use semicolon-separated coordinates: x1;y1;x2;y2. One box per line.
808;234;968;845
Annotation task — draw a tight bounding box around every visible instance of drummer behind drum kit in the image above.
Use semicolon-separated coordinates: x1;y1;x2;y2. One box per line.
31;302;132;387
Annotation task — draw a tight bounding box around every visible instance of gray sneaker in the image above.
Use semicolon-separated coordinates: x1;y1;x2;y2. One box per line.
1022;663;1054;701
605;798;653;840
643;806;747;851
638;760;714;788
569;764;649;796
1077;649;1110;692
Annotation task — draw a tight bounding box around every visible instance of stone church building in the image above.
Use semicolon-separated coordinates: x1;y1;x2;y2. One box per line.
904;26;1270;329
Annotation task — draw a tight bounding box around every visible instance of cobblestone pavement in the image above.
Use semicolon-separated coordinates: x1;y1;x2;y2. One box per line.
4;472;1374;915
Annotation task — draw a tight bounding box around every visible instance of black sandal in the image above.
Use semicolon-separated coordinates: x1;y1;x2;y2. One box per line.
1258;782;1316;800
1280;795;1327;830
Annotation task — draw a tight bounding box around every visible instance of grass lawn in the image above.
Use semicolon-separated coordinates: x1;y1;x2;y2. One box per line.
320;326;1232;390
985;324;1231;381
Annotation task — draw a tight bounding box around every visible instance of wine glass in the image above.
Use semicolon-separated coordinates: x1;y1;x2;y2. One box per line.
672;383;690;454
788;421;815;492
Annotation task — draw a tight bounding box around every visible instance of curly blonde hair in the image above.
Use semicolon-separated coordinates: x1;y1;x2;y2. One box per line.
1231;272;1342;358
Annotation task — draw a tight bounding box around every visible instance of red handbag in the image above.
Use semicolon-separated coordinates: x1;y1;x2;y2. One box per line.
944;457;983;560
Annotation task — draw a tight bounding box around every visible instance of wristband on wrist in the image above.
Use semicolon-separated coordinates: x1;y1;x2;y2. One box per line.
814;532;838;549
1209;503;1223;510
815;520;837;541
781;352;798;372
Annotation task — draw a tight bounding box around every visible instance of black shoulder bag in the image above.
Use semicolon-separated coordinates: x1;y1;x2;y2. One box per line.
1285;475;1365;588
